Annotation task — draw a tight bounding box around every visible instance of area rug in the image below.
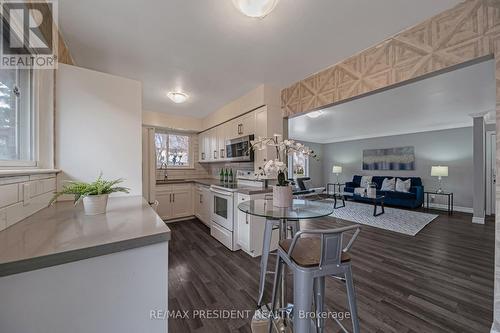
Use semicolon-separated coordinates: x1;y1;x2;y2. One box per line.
324;199;438;236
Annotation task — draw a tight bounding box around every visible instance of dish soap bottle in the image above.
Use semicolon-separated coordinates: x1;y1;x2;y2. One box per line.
229;169;233;183
219;168;224;182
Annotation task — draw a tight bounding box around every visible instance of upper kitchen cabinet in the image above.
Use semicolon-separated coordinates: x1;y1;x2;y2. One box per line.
217;123;229;161
197;85;282;167
198;131;207;162
228;112;255;139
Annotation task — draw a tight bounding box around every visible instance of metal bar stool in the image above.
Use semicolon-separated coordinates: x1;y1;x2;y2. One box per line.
257;195;300;308
269;225;361;333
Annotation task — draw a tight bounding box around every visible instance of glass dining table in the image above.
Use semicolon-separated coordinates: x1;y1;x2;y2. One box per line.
237;198;334;328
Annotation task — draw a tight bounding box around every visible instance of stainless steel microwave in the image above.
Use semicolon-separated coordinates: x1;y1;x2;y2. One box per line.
226;135;254;162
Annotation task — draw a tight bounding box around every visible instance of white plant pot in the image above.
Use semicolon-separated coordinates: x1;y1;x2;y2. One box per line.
83;194;109;215
273;185;293;208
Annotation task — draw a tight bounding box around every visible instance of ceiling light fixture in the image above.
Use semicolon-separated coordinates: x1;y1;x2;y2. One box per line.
167;91;189;104
232;0;279;18
306;110;323;119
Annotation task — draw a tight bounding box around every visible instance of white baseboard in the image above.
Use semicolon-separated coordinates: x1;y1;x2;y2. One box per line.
472;216;485;224
427;203;472;214
164;216;196;223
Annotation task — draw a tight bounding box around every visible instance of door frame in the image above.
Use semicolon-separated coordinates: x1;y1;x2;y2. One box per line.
486;130;496;216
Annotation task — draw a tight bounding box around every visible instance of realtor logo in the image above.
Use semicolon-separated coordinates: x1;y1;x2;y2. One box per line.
0;0;58;69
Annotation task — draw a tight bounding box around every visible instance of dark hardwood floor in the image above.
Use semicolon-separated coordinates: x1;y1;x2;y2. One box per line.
168;210;494;332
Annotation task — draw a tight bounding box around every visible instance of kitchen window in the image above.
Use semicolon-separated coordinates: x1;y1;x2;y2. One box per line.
0;68;35;167
288;152;309;180
155;132;193;168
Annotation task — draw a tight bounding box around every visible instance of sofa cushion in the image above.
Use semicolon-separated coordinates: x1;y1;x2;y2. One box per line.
381;178;395;191
396;178;411;192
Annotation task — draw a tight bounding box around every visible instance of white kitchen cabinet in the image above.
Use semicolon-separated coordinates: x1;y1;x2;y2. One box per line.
156;186;173;220
208;128;218;161
194;185;211;227
198;132;208;162
217;123;228;161
236;112;256;137
197;107;278;165
227;112;256;139
156;184;193;221
236;193;278;257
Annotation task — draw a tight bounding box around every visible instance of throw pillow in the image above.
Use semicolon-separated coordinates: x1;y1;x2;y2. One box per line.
360;176;373;188
395;178;411;193
381;177;395;191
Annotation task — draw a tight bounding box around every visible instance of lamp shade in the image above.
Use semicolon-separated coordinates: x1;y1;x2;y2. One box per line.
431;166;448;177
332;165;343;174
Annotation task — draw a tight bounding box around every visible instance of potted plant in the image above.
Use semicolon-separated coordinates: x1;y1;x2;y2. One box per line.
50;174;129;215
250;135;318;208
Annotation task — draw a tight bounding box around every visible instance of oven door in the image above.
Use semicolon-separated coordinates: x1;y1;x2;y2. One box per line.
210;188;234;231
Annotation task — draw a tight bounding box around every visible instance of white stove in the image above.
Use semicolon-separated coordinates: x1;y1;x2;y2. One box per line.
209;170;262;251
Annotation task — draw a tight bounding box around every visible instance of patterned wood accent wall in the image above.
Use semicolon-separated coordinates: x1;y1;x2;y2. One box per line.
281;0;500;117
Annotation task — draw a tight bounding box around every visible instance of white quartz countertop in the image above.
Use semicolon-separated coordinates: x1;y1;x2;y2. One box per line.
0;196;170;277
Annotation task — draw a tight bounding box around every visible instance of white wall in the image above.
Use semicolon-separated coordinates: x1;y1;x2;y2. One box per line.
143;110;203;132
56;64;142;195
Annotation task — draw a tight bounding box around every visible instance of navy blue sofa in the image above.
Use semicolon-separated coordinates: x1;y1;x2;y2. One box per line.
344;175;424;209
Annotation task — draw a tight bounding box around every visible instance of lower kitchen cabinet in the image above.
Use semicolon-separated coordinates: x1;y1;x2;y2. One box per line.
194;185;211;227
236;193;278;257
156;184;193;221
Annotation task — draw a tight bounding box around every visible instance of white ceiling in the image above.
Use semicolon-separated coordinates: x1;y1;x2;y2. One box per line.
288;60;496;144
58;0;460;118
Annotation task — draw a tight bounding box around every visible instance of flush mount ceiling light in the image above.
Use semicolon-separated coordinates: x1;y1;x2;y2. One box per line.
306;110;323;119
232;0;279;18
167;91;189;104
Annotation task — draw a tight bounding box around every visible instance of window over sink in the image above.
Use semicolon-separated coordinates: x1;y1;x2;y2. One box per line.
155;131;192;168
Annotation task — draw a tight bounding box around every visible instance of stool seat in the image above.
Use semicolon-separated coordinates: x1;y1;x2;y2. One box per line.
279;238;351;267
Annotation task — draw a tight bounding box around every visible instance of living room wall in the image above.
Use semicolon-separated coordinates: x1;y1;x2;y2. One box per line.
321;127;473;210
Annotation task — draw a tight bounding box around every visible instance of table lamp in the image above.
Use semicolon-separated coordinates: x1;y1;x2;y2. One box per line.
431;166;448;193
332;165;343;184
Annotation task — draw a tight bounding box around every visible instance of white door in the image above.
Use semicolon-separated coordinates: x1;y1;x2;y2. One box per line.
486;132;496;215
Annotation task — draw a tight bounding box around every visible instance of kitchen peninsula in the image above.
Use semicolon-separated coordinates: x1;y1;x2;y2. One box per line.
0;196;170;333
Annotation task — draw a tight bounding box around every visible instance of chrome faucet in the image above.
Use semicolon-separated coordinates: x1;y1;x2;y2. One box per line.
160;162;168;180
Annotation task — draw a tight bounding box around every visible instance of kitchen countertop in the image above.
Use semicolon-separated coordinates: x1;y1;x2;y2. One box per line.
156;178;273;195
0;196;170;277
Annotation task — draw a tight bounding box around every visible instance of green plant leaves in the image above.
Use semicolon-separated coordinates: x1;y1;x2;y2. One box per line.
49;174;130;205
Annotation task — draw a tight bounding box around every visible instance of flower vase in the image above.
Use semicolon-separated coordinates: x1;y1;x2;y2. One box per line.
273;185;293;208
83;194;109;215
